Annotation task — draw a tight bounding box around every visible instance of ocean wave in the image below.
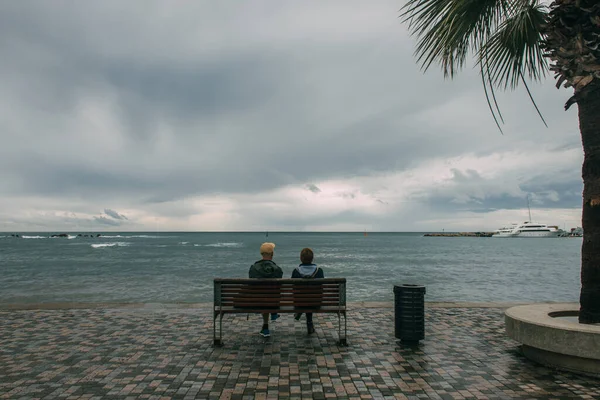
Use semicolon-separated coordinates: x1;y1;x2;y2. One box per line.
179;242;189;245
68;235;77;240
204;242;243;248
91;242;130;249
94;235;165;239
22;235;47;239
130;235;162;238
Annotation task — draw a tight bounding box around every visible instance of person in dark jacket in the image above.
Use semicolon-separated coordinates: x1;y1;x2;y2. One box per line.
291;247;324;334
249;242;283;337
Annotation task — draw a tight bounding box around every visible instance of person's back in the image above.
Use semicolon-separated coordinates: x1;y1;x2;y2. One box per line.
291;247;323;334
249;242;283;338
291;262;324;279
249;259;283;279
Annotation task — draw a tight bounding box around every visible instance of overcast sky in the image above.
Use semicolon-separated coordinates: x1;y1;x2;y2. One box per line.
0;1;584;232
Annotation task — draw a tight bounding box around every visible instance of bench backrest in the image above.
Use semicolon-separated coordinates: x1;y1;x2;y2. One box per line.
214;278;346;309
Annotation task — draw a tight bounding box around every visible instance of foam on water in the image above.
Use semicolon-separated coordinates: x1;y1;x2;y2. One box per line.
21;235;46;239
204;242;243;248
91;242;130;248
92;234;165;239
130;235;161;238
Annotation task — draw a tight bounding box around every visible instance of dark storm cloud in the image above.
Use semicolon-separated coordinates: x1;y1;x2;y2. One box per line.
425;193;579;214
305;184;321;193
102;58;280;119
420;168;582;213
104;209;127;220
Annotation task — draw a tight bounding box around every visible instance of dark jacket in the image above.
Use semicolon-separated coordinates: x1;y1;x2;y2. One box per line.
249;259;283;279
291;263;324;279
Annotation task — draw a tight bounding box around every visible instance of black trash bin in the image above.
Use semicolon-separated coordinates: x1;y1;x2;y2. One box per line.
394;284;426;343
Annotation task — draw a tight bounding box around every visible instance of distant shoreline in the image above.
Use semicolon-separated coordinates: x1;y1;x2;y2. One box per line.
423;232;494;237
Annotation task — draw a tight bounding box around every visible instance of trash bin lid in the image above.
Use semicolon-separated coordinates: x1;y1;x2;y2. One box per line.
394;284;426;293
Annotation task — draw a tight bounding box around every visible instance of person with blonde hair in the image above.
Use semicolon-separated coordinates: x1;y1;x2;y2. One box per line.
291;247;324;334
249;242;283;337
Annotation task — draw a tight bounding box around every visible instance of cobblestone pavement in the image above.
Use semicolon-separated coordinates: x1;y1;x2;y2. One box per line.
1;306;599;399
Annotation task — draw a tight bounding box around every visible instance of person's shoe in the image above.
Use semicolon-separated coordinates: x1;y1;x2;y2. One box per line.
307;322;315;335
294;313;302;321
259;328;271;337
270;313;280;322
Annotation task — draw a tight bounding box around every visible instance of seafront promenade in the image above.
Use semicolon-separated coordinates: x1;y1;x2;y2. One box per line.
1;303;599;399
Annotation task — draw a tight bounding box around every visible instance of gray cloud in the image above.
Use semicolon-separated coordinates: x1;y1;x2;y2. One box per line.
340;192;356;199
104;209;128;220
450;169;483;183
305;184;321;194
420;168;582;214
0;1;584;231
93;216;121;226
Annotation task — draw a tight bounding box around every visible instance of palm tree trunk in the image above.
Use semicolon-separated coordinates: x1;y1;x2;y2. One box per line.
578;81;600;324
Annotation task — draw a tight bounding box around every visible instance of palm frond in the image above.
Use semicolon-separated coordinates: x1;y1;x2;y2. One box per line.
479;1;548;89
480;62;505;134
401;0;511;77
401;0;550;132
520;72;549;127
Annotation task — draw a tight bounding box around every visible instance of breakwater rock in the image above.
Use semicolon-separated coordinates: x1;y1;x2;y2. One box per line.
424;232;494;237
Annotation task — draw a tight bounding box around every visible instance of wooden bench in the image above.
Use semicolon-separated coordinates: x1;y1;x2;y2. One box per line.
213;278;347;346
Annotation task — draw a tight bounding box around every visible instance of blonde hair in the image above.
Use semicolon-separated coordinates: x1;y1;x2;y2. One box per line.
260;242;275;255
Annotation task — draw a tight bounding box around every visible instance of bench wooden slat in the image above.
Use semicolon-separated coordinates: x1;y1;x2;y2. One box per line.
219;284;343;287
219;280;344;283
220;299;341;304
220;302;342;307
220;294;340;297
216;308;345;313
219;288;341;291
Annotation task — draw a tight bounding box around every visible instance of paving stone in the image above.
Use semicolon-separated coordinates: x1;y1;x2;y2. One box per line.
0;307;599;399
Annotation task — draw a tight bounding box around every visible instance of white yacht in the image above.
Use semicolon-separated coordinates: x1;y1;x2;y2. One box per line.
493;195;564;238
493;221;563;238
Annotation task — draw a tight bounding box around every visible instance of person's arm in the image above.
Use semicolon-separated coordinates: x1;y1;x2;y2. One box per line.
249;265;257;278
276;266;283;278
315;268;324;278
291;269;300;278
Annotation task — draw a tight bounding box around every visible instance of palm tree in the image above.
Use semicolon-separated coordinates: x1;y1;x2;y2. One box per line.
401;0;600;323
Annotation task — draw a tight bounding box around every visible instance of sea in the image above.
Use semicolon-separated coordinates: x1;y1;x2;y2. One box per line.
0;232;583;305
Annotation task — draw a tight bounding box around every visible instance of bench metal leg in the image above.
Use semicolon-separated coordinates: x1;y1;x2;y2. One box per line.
219;313;224;344
213;312;223;347
337;312;348;346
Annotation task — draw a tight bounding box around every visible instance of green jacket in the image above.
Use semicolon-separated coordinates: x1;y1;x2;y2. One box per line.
249;259;283;279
